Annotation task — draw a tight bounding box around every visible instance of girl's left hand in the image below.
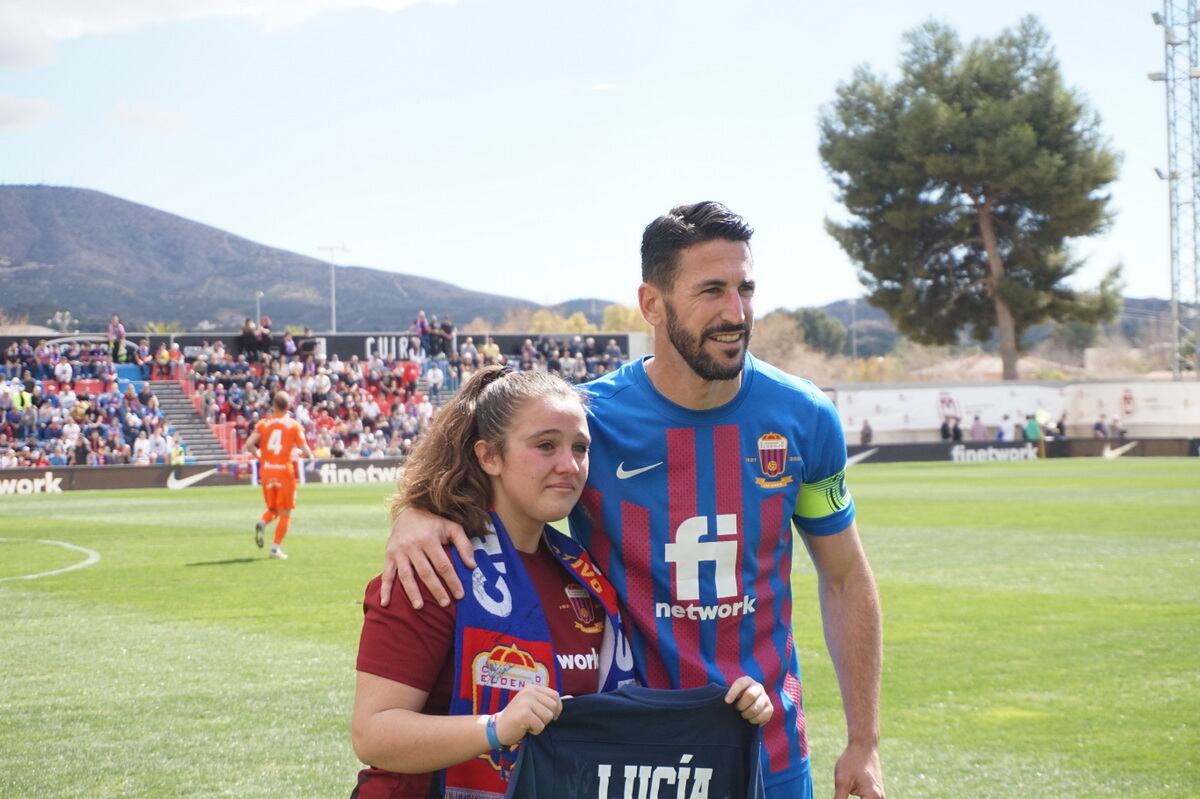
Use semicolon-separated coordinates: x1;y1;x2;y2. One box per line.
724;676;774;726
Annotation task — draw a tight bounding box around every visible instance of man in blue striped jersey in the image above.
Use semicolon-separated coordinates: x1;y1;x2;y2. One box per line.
382;202;885;799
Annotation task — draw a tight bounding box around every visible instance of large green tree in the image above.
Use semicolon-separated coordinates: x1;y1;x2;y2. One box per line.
819;17;1121;379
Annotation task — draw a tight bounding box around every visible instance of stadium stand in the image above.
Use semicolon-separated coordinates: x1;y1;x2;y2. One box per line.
152;380;230;461
1;359;180;468
0;324;628;470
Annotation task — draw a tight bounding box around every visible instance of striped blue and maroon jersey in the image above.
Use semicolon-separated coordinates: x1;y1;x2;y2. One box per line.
568;353;855;790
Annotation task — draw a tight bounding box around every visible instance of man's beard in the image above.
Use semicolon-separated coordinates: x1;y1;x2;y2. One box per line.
663;301;751;382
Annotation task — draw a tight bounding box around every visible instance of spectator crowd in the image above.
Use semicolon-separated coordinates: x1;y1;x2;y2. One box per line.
0;312;627;471
189;342;434;462
2;337;185;469
412;309;627;387
185;312;627;465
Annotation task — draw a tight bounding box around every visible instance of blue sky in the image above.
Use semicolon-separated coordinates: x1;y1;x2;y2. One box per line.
0;0;1168;313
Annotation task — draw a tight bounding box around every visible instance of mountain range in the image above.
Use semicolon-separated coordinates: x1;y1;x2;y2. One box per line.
0;185;1174;352
0;185;610;332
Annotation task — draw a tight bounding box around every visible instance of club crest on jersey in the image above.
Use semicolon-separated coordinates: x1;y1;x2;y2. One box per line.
755;432;794;489
564;584;604;633
550;542;622;618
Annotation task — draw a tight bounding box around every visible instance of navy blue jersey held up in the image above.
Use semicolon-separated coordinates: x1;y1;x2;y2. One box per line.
505;683;764;799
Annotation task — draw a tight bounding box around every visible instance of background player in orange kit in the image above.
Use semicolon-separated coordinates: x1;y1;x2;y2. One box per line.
242;390;314;559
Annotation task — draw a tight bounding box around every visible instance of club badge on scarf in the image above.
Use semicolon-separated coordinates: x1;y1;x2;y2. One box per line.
442;512;636;799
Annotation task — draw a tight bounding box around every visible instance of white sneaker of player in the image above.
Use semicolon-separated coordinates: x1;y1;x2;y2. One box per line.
269;546;287;560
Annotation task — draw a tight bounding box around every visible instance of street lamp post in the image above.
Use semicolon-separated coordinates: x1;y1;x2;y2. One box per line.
849;298;858;360
254;291;264;326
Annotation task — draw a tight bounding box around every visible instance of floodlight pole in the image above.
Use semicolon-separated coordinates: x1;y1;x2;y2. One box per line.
318;245;348;333
1151;1;1200;379
1191;2;1200;377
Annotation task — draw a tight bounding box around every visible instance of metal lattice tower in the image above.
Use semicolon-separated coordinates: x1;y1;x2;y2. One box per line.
1152;1;1200;379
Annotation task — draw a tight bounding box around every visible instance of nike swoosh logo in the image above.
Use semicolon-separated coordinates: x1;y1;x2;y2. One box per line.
1102;441;1138;460
846;448;879;467
616;461;663;480
166;468;217;490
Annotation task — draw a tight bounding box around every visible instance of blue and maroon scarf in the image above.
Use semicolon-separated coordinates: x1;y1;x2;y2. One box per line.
442;512;636;799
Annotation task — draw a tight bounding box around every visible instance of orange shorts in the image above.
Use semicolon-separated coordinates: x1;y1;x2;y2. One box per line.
261;474;297;511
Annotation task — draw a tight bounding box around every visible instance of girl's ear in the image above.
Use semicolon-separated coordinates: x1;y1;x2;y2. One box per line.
475;439;502;476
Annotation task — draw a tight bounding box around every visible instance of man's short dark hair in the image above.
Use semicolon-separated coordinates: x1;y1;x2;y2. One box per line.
641;201;754;288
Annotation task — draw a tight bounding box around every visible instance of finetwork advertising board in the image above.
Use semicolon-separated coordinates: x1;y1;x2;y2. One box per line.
0;459;406;495
844;438;1198;465
846;441;1040;465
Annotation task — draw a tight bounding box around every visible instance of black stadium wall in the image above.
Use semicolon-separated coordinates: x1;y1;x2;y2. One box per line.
1;332;632;364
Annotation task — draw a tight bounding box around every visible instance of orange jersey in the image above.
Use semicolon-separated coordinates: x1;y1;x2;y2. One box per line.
255;415;306;472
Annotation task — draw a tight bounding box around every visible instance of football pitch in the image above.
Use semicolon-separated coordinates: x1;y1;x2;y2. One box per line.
1;458;1197;798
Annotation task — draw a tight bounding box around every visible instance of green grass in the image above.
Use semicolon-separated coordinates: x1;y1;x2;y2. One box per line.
1;459;1197;798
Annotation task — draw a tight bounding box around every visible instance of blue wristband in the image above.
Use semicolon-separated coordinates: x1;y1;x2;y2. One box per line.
485;714;502;750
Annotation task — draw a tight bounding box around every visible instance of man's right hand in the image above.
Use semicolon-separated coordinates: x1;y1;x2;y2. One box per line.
379;506;474;609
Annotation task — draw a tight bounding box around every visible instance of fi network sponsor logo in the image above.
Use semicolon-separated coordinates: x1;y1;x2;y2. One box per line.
316;463;402;484
950;444;1038;463
0;471;64;495
656;515;756;620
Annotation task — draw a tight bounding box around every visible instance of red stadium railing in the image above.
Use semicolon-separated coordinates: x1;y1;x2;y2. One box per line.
180;367;240;457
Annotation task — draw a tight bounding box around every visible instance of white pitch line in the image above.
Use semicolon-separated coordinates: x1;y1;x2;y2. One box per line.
0;538;101;583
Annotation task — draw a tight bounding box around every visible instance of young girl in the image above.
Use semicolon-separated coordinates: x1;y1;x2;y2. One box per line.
350;367;770;798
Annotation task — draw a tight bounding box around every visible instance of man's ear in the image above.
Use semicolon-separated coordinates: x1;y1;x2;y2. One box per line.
474;439;502;476
638;282;663;328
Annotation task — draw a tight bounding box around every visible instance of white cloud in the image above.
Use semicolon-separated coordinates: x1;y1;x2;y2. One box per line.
111;102;187;135
0;6;57;68
0;96;57;129
0;1;437;66
591;83;617;92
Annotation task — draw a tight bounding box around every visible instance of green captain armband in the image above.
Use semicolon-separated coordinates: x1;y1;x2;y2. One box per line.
794;468;852;521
